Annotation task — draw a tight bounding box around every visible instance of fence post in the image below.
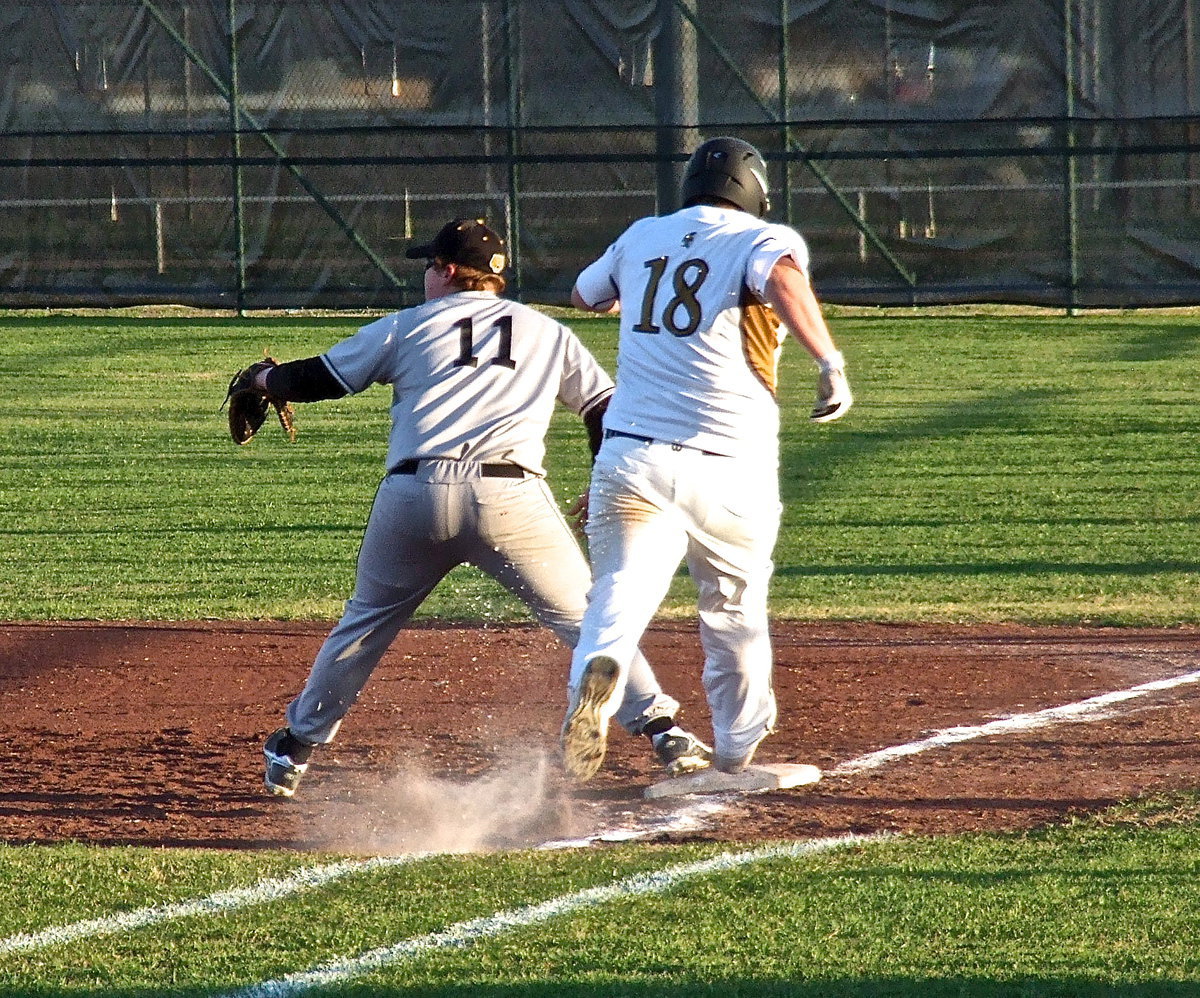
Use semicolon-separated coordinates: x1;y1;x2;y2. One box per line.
155;201;166;274
1188;0;1199;211
481;1;496;199
654;0;699;215
778;0;792;225
503;0;522;300
1063;0;1081;316
227;0;246;316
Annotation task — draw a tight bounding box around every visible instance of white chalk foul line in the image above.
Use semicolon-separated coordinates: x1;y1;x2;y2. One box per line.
9;667;1199;958
538;796;730;850
0;853;429;956
564;665;1200;845
221;833;883;998
831;666;1200;777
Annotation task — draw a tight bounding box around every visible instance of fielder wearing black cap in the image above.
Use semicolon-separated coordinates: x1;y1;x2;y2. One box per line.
405;218;507;275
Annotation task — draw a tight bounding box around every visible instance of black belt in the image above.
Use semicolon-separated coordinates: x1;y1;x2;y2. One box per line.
391;459;526;478
604;429;655;446
603;429;722;457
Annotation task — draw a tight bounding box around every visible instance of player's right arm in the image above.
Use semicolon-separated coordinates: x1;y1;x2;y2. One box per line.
572;242;622;313
571;284;620;314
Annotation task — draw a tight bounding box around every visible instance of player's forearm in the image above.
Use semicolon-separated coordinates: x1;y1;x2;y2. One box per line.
571;284;620;314
258;356;349;402
765;260;852;422
763;261;840;367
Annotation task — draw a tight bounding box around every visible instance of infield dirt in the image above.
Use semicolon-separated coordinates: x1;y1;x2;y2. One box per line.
3;621;1199;851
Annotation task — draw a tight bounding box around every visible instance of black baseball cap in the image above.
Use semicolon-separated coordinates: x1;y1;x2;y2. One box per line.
405;218;507;274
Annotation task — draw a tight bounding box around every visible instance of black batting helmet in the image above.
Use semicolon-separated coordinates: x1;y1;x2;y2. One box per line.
680;136;771;218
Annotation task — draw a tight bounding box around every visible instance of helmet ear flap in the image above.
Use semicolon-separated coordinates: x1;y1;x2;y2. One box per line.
680;137;770;218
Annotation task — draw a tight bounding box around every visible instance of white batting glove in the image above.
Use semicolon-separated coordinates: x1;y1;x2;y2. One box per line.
811;350;852;423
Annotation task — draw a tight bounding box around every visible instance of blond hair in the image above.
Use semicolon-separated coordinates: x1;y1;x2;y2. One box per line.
439;260;506;294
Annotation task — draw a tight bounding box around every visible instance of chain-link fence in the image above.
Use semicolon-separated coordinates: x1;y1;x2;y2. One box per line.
1;0;1198;310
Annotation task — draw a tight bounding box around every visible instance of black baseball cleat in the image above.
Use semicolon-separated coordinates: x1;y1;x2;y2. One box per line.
651;728;713;776
263;727;315;797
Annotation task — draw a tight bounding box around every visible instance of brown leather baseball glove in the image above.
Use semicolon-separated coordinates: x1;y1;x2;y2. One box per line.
222;357;296;445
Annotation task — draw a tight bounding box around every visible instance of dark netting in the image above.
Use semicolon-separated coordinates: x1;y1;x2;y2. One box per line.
0;0;1197;309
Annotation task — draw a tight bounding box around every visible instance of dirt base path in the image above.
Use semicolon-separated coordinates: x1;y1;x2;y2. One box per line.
3;621;1199;852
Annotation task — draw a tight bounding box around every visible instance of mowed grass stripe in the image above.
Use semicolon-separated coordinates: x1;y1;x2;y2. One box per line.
0;853;428;956
220;835;884;998
1;310;1198;622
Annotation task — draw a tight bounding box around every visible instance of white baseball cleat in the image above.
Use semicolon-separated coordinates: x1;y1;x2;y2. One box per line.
644;763;822;799
561;655;621;781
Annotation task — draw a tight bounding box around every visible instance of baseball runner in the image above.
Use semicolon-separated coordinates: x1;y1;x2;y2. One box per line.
227;218;711;797
561;137;852;781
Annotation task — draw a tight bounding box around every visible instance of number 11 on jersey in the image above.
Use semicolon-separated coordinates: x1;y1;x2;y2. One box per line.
453;315;517;369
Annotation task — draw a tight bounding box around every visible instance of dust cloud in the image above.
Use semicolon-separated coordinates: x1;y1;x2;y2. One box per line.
310;748;580;854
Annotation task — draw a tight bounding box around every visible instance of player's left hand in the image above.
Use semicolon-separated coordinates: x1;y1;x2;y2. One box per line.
222;356;297;444
811;356;852;423
567;491;590;537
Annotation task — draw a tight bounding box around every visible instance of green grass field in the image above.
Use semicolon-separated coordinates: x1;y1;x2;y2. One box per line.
4;805;1199;996
1;307;1197;623
2;307;1200;995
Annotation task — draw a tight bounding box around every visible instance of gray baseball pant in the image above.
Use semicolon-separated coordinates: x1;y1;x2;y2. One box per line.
286;460;679;744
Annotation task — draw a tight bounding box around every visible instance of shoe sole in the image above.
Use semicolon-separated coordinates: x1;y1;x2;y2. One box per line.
664;752;712;777
264;777;296;798
561;656;620;782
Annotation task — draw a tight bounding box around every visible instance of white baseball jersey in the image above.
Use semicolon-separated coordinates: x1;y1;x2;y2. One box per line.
320;291;612;476
574;204;811;461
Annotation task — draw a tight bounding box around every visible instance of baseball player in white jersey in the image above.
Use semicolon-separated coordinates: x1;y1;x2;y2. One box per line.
252;218;711;797
561;137;852;781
